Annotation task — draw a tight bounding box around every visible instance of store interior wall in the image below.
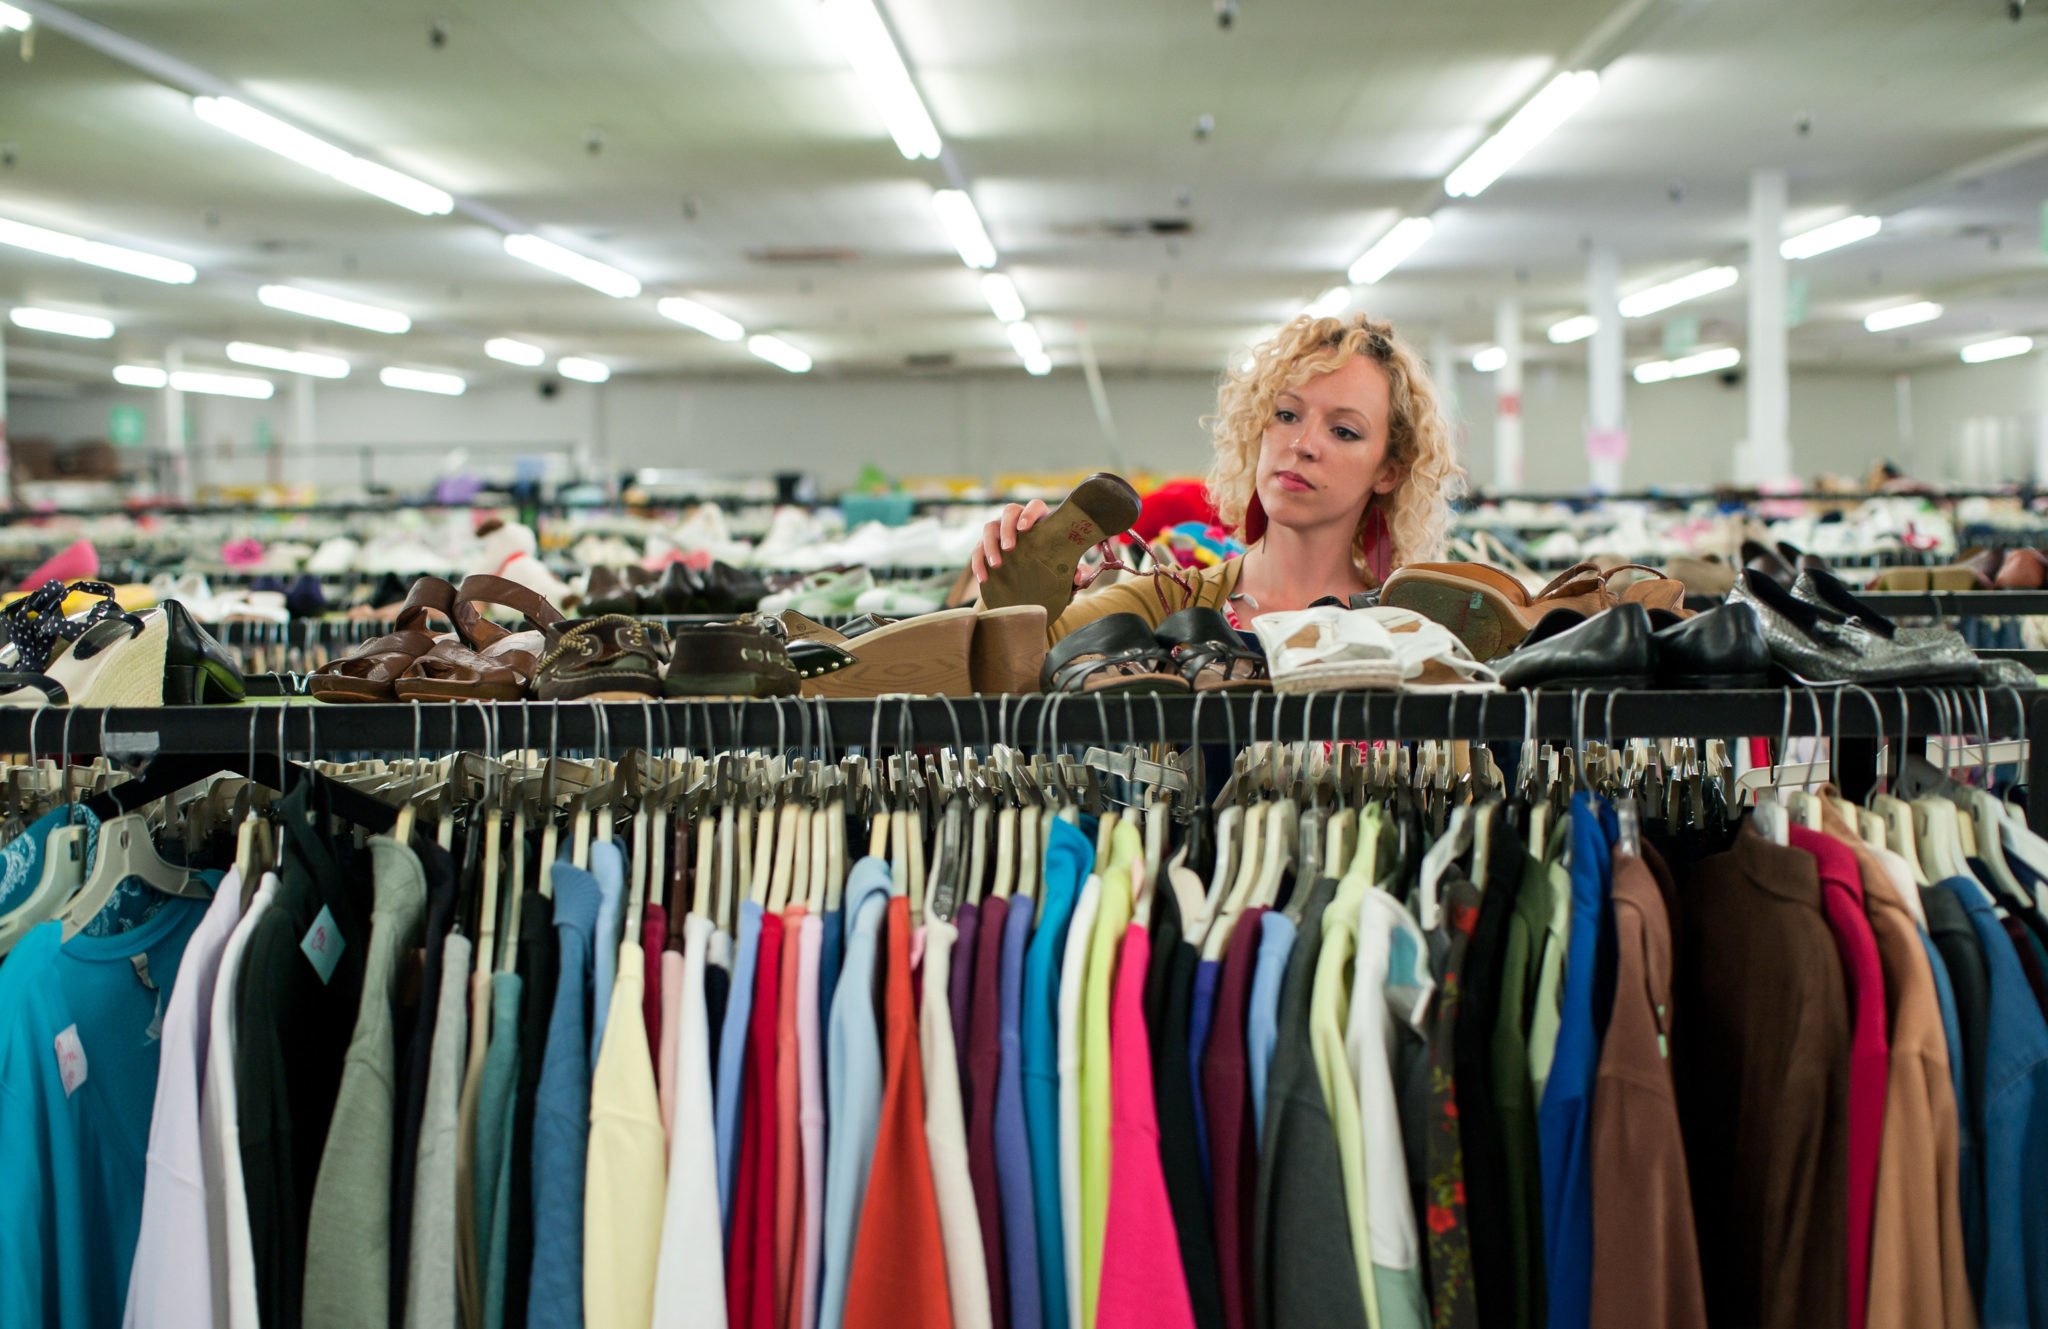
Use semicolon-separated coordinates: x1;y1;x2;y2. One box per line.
9;353;2047;495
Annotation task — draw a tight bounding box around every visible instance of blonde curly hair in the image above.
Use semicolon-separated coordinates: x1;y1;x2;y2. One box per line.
1204;312;1463;576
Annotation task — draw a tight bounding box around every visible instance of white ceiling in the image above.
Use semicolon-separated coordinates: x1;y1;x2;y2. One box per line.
0;0;2044;393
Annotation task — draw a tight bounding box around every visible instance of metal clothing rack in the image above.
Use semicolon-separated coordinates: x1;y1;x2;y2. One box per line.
4;687;2039;831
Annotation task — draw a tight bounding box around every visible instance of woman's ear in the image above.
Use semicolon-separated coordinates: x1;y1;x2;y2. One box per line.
1371;461;1406;496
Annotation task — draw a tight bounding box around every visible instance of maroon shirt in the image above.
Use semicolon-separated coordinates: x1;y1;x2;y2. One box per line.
970;894;1012;1329
1203;905;1268;1329
642;902;667;1066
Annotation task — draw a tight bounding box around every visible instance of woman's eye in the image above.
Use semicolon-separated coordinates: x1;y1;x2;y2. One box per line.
1274;409;1298;424
1333;426;1359;442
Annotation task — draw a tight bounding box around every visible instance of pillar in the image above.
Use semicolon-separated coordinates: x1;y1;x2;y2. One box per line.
0;321;11;506
1586;247;1626;493
1495;298;1524;490
162;343;188;501
291;376;316;491
1430;326;1460;426
1746;167;1791;483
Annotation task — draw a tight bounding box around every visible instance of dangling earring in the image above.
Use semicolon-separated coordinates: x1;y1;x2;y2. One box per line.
1360;503;1393;585
1242;491;1268;543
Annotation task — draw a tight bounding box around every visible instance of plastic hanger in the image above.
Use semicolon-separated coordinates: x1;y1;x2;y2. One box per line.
59;812;210;940
473;806;503;975
750;798;778;908
1017;803;1041;901
826;794;847;911
970;802;993;907
766;802;799;913
1417;802;1474;932
992;803;1016;902
908;807;928;924
1093;809;1119;876
1202;798;1265;960
0;825;89;954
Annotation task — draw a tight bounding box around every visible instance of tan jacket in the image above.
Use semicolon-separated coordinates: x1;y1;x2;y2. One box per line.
1822;806;1978;1329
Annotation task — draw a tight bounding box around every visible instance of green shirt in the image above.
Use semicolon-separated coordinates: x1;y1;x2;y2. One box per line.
1078;820;1141;1328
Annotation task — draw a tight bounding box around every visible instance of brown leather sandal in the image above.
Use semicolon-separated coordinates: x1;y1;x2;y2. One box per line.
308;577;459;702
393;574;568;701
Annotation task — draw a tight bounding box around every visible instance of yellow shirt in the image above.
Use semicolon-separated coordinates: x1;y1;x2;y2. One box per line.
1078;819;1142;1328
584;941;667;1328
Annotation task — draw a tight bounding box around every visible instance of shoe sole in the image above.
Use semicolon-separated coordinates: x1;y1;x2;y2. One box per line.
970;606;1048;694
1379;578;1530;661
981;475;1143;622
802;607;978;699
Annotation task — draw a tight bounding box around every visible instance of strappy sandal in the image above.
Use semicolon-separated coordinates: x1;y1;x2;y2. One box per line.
393;574;568;701
307;577;459;703
0;579;137;673
1041;613;1190;694
1155;607;1268;691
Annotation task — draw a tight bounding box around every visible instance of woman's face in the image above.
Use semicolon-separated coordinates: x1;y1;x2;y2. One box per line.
1254;352;1402;540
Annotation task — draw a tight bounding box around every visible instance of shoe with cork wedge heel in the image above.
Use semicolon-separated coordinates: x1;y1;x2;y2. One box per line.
980;473;1144;623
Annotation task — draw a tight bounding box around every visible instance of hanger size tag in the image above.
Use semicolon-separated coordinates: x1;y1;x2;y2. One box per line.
301;905;345;985
53;1024;87;1097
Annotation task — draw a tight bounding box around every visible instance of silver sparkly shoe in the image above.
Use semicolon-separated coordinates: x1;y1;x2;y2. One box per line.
1730;570;1981;686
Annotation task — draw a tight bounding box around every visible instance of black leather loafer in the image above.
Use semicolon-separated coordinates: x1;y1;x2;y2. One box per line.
1651;603;1770;689
1495;603;1654;690
163;600;247;704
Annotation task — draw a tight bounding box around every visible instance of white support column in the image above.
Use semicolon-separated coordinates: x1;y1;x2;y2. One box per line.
1494;298;1524;490
1745;167;1791;483
291;376;316;491
1430;326;1460;427
2033;347;2048;488
162;344;188;501
0;323;11;507
1586;247;1626;492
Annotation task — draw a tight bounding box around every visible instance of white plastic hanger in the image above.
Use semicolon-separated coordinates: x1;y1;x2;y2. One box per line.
0;825;88;954
1202;799;1265;960
992;805;1017;902
60;813;209;940
1418;803;1474;932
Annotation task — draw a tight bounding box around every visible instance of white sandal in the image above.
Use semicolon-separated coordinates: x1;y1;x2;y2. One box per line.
1252;605;1500;694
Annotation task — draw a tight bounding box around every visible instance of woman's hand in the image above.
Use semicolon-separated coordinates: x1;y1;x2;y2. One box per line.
970;499;1051;583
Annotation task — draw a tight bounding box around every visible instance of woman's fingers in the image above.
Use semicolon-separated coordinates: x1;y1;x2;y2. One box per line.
974;498;1051;582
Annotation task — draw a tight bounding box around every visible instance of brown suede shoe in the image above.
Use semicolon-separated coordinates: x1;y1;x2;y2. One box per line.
533;615;667;701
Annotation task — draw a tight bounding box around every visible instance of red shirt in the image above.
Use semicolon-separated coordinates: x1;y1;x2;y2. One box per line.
1789;826;1889;1329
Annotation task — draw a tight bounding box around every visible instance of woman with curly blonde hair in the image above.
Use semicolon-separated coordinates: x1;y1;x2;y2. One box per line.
972;311;1464;642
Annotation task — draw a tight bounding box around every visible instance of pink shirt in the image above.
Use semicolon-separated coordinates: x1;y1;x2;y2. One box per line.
1788;826;1888;1329
1096;924;1195;1329
798;912;827;1329
774;908;807;1329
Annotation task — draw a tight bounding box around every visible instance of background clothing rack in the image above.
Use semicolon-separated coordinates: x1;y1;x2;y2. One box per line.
3;686;2039;827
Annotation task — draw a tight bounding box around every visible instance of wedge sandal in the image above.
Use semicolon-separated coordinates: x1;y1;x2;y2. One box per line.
1379;559;1612;660
981;473;1143;621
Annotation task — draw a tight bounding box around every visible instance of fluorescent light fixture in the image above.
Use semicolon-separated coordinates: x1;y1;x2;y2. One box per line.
171;370;275;400
1781;214;1880;261
380;366;466;395
0;216;195;284
485;337;547;367
226;341;349;378
1548;314;1598;344
113;365;169;388
657;296;744;342
931;190;998;270
557;356;610;384
9;307;114;339
0;4;31;32
1445;70;1600;199
1471;345;1507;373
1304;285;1352;319
1633;345;1741;384
1863;301;1942;333
258;284;410;334
981;273;1026;324
1619;265;1738;319
191;96;453;216
747;334;812;374
816;0;942;160
1347;216;1434;285
1024;354;1052;377
502;233;642;299
1007;321;1046;361
1961;335;2034;364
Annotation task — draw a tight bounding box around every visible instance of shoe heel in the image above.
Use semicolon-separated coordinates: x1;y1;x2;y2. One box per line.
165;663;246;706
803;608;978;698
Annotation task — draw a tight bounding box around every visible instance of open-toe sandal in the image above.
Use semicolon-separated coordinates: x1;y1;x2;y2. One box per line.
393;573;567;702
1379;559;1613;659
981;473;1143;622
308;577;458;703
1041;612;1190;694
1155;607;1268;691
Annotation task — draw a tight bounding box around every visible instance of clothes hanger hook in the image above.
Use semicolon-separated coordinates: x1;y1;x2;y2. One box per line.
1801;685;1825;797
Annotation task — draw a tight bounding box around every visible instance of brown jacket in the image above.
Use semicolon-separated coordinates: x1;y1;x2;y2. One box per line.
1822;807;1978;1329
1674;824;1850;1329
1590;847;1708;1329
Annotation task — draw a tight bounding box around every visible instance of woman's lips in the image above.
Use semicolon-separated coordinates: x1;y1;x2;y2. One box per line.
1274;470;1314;493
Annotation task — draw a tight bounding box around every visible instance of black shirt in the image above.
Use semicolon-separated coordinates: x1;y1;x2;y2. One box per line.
1454;813;1523;1329
504;883;558;1329
1145;887;1224;1329
233;786;371;1329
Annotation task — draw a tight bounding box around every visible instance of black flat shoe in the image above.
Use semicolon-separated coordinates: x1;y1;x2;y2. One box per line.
1495;603;1654;690
1652;603;1770;689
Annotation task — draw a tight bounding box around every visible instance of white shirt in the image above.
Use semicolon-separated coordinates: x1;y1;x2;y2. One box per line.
1347;888;1434;1326
200;873;279;1329
1058;874;1103;1329
919;916;993;1329
126;867;244;1329
652;915;728;1327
